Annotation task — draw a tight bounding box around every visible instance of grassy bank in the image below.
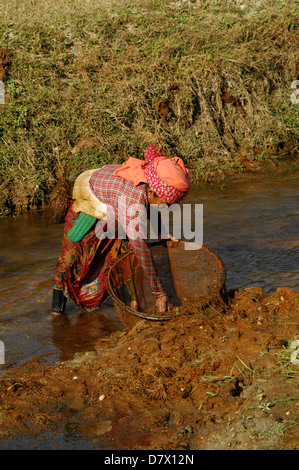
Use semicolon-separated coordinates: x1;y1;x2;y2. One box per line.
0;0;298;214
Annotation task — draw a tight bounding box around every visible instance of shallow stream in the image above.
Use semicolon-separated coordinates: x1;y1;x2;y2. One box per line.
0;170;298;375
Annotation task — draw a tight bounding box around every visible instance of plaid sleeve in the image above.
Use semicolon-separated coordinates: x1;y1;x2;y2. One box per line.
90;166;166;297
129;238;166;298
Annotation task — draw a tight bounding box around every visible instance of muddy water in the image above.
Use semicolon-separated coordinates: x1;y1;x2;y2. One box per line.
185;171;299;293
0;171;298;374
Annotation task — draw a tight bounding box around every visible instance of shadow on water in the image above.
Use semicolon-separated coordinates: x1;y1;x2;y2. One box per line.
0;170;298;374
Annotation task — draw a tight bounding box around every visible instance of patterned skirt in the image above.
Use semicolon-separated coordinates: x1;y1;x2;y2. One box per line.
53;202;131;312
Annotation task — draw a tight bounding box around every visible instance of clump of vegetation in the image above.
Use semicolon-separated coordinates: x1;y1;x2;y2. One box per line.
0;0;298;213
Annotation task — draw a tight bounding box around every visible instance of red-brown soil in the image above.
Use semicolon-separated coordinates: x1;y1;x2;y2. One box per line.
0;287;298;450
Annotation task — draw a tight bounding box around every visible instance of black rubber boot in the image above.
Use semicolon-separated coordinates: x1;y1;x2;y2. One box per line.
51;288;67;314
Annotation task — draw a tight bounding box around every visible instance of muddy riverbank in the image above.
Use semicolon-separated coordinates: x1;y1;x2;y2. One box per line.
0;286;298;450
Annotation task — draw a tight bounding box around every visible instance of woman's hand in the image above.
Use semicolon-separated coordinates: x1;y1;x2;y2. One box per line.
168;234;179;243
155;294;169;313
168;234;180;247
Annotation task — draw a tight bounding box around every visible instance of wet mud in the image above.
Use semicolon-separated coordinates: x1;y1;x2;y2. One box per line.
0;286;298;450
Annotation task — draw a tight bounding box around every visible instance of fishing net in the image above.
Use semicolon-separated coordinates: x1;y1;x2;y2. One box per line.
105;241;227;328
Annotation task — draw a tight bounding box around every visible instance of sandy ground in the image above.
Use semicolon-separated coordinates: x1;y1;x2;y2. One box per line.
0;286;298;450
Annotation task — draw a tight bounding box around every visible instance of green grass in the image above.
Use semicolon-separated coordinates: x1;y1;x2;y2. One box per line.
0;0;298;213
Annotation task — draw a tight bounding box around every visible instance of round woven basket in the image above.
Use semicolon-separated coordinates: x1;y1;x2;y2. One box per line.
105;242;226;328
